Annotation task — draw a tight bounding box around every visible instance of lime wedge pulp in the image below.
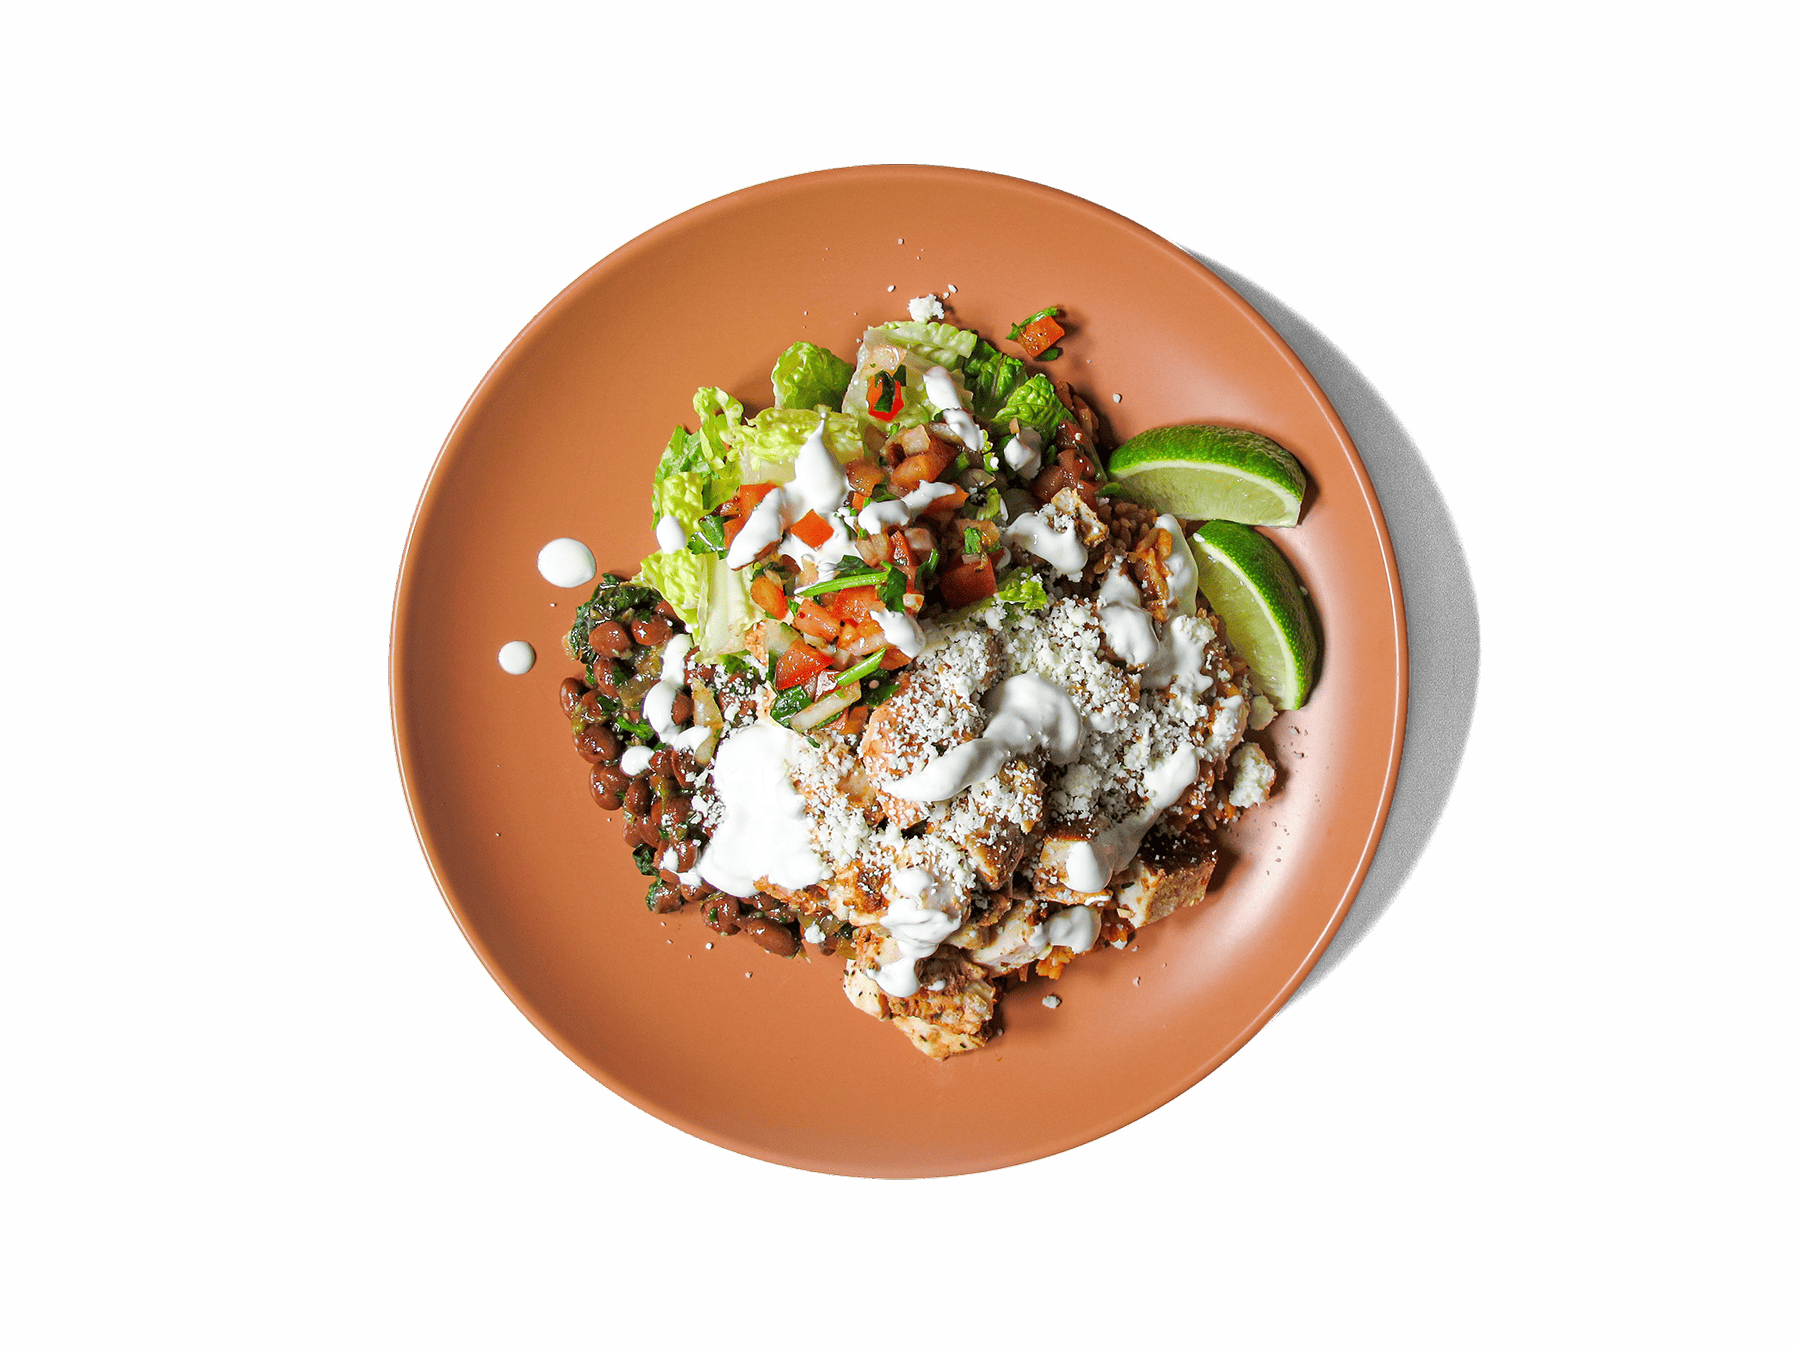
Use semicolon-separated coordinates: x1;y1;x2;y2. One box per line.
1108;425;1306;527
1192;520;1320;710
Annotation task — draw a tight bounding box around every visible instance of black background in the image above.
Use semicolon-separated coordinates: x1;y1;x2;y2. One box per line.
364;160;1500;1213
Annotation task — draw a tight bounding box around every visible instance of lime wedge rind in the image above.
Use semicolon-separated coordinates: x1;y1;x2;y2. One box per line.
1192;520;1320;711
1108;425;1307;528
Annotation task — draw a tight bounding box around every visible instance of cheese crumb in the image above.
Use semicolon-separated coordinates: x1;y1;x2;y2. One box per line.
1229;742;1275;808
1042;994;1062;1008
907;293;945;321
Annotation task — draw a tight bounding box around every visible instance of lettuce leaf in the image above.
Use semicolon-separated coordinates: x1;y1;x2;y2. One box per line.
993;375;1070;438
771;341;855;411
961;339;1028;420
841;330;950;436
651;388;743;525
731;408;866;482
639;549;706;625
995;569;1051;612
655;470;708;531
878;319;978;370
697;557;755;657
940;568;1053;626
637;551;754;658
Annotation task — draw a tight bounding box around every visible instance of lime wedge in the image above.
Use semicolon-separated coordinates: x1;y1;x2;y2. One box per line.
1108;425;1306;527
1192;520;1319;710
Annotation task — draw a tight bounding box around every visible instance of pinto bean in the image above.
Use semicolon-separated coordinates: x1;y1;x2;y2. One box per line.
590;764;627;809
661;839;700;874
739;917;799;958
624;777;651;816
559;677;587;717
652;794;691;832
704;896;741;935
669;692;693;726
631;615;672;647
592;660;626;696
647;883;683;914
586;620;633;659
573;723;620;764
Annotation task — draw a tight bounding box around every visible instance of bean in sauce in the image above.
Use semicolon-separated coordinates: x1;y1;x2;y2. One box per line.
567;589;821;963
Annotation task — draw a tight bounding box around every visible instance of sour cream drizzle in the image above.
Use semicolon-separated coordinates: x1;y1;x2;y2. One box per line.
1044;904;1100;954
1140;616;1213;693
655;516;687;552
697;722;830;898
1064;744;1200;894
871;606;925;657
1001;427;1043;478
855;479;960;534
537;537;597;588
923;365;986;459
1096;569;1159;667
1157;514;1198;614
497;640;535;674
886;673;1084;802
1004;510;1087;578
725;415;853;574
870;867;963;998
644;632;692;740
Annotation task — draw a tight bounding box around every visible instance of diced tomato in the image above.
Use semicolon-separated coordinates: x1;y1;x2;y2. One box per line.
1031;464;1078;503
838;620;887;658
879;645;912;669
1058;447;1098;480
792;598;841;642
775;641;833;690
939;556;997;608
750;572;789;620
920;485;969;518
841;706;870;736
825;585;883;625
890;441;955;492
720;481;778;518
845;459;885;492
721;516;746;547
1017;314;1065;359
790;510;834;548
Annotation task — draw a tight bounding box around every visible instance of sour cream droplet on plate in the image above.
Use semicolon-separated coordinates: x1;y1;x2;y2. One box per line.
497;641;536;674
536;537;597;588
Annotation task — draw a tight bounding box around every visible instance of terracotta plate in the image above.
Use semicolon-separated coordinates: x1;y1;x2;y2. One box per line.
391;166;1406;1178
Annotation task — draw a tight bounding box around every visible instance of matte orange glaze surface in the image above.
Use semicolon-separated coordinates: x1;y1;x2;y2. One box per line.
391;167;1406;1177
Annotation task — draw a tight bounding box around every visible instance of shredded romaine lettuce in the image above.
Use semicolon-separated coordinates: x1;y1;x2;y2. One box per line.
995;570;1051;612
639;549;705;623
